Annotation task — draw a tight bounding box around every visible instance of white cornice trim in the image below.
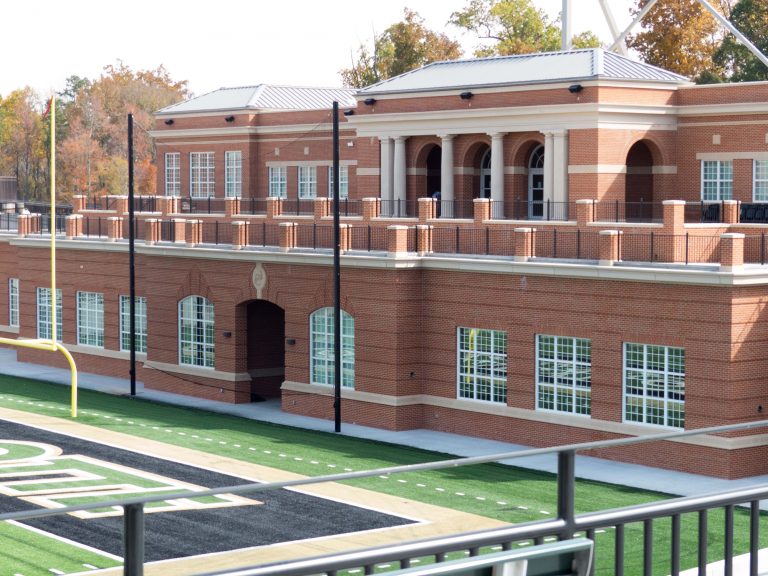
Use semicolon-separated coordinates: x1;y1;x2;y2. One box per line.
678;103;768;117
697;152;768;161
281;381;767;449
150;123;355;139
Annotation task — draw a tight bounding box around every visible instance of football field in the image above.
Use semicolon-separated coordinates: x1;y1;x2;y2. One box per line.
0;407;504;575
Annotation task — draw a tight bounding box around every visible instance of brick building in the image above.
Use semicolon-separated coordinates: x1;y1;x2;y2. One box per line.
3;49;768;478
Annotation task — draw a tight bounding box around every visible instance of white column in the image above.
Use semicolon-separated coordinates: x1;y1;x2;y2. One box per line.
393;136;408;216
379;136;394;215
439;134;454;218
543;131;555;207
489;132;505;219
552;129;569;219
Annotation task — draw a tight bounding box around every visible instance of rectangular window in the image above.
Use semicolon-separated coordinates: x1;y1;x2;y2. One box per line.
457;327;507;403
268;166;287;198
754;160;768;202
701;160;733;201
36;287;62;341
190;152;215;197
328;165;349;199
225;151;242;198
165;153;180;197
536;335;591;415
77;291;104;347
298;166;317;199
120;295;147;353
8;278;18;328
624;343;685;428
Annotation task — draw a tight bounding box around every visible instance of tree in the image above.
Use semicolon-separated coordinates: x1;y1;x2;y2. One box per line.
449;0;600;58
0;89;47;200
340;9;462;88
626;0;734;81
713;0;768;82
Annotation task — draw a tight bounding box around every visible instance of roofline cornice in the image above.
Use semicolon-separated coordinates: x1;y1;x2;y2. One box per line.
150;123;356;139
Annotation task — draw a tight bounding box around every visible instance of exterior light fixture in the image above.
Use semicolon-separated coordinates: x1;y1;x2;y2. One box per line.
164;119;174;125
343;109;354;116
568;84;583;94
363;98;376;106
225;115;235;122
460;91;473;100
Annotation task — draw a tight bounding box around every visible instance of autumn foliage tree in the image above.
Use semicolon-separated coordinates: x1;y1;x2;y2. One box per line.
627;0;735;81
713;0;768;82
340;9;462;88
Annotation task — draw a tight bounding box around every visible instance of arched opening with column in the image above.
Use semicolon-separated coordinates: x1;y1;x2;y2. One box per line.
625;140;657;221
425;145;442;199
528;145;545;219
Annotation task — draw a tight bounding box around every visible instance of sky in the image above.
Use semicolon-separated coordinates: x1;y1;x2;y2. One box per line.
1;0;636;99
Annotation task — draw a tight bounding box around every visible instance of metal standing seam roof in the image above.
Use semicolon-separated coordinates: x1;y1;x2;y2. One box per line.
358;48;690;95
158;84;357;115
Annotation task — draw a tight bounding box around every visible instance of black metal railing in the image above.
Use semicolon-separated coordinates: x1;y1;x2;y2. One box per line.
379;199;417;218
180;196;226;214
593;201;664;223
534;229;601;260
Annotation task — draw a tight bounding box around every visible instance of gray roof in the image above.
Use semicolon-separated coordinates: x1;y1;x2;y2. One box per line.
358;49;690;95
158;84;357;115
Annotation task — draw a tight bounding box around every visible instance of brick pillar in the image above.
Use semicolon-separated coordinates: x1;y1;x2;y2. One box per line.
418;197;436;222
225;197;241;218
65;215;81;239
720;233;745;272
514;227;534;262
663;200;686;235
387;225;409;257
722;200;739;225
474;198;491;224
599;230;620;265
266;197;283;219
114;195;129;215
279;222;296;252
576;199;595;228
339;223;352;252
172;218;186;244
232;221;246;250
145;219;160;245
107;217;122;242
157;196;179;216
362;197;380;220
314;197;331;220
185;219;201;247
17;214;30;237
72;195;86;213
416;224;432;255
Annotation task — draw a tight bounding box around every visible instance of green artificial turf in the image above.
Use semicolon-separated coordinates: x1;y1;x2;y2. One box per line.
0;375;764;575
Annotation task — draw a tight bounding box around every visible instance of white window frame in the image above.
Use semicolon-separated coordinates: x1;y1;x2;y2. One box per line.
268;166;287;198
298;166;317;199
536;335;591;416
310;308;354;388
754;160;768;202
165;152;181;197
701;160;733;201
623;343;685;429
36;287;62;341
179;295;214;368
120;295;147;353
225;151;242;198
457;327;507;403
76;291;104;347
328;165;349;199
8;278;18;328
190;152;215;198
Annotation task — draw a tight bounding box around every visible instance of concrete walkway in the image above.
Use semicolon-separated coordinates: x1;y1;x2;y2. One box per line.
0;348;767;500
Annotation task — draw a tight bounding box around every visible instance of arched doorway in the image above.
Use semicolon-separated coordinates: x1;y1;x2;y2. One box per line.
425;145;442;198
528;145;545;219
479;148;491;199
626;141;655;221
238;300;285;401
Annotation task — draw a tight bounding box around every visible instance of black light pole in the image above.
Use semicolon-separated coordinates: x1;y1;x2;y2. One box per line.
332;101;341;432
128;113;137;396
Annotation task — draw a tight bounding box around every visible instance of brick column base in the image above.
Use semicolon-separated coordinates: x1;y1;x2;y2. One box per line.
599;230;620;265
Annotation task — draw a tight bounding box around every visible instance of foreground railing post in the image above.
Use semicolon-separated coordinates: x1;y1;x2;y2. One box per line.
123;503;145;575
557;450;576;540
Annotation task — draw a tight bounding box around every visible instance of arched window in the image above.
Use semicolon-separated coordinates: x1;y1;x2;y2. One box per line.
179;295;214;368
310;308;354;388
530;145;545;169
